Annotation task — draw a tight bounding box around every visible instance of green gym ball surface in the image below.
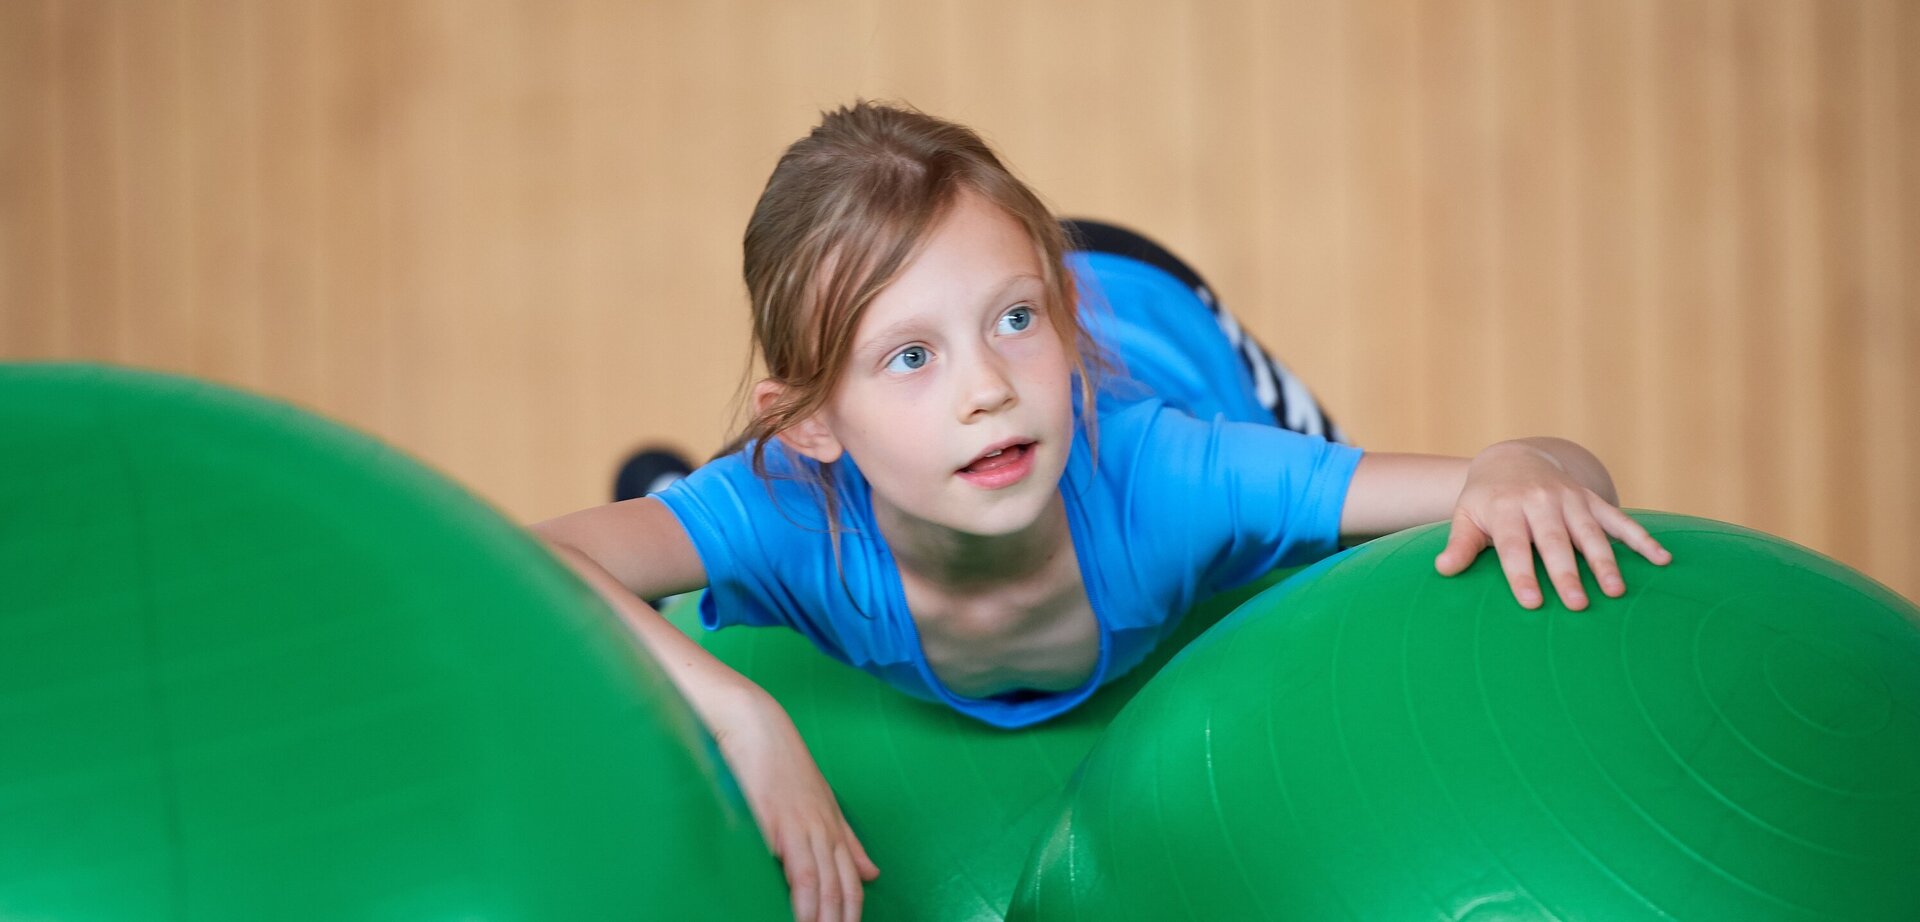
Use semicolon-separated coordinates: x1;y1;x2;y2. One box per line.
0;364;788;920
9;362;1920;922
1010;515;1920;921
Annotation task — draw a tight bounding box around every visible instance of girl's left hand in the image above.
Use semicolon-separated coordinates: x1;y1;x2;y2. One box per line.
1434;441;1671;610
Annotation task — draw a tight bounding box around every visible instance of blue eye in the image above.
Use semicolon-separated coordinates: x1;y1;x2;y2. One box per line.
886;346;930;373
998;305;1035;334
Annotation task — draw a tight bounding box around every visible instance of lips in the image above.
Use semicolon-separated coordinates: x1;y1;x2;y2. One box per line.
959;439;1035;474
956;440;1037;490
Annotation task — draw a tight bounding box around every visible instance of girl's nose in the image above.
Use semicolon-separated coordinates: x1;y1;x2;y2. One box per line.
957;352;1017;421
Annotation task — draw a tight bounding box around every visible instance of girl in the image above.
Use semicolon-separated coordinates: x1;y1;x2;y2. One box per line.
533;100;1670;922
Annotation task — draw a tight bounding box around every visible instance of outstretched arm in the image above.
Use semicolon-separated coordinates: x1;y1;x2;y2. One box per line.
1339;438;1669;610
533;498;878;922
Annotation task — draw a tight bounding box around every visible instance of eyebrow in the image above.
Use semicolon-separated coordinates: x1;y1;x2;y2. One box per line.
857;273;1043;361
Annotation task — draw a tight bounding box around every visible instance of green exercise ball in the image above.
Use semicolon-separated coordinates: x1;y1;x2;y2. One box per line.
661;568;1304;922
0;364;787;921
1011;512;1920;921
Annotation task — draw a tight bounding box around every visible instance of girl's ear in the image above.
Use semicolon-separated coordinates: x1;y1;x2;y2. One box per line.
752;379;844;464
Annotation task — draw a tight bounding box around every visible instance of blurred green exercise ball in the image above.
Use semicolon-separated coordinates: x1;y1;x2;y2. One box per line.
1012;513;1920;921
0;364;787;921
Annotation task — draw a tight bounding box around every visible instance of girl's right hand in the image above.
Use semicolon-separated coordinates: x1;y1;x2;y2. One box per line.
710;687;879;922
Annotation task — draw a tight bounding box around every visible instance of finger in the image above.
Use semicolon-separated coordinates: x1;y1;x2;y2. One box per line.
834;841;864;922
782;828;820;922
1566;497;1625;597
1594;502;1672;565
1489;510;1543;609
846;823;880;880
1435;509;1489;576
1524;504;1588;611
811;832;843;922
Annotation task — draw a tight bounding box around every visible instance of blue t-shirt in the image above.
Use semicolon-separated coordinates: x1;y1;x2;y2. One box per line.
656;252;1365;727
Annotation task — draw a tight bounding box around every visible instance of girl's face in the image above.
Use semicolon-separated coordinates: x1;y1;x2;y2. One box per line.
815;190;1075;537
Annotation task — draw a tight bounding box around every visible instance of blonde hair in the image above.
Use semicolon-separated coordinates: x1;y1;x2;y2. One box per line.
738;99;1103;532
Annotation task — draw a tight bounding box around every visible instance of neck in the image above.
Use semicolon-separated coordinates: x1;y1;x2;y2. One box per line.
872;494;1071;595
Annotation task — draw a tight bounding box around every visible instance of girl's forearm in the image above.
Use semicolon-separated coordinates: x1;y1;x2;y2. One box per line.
544;540;772;729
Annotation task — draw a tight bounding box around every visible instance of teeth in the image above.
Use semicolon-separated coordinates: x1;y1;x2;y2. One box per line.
983;449;1004;458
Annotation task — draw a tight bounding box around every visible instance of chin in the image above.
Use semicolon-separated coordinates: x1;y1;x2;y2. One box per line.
957;498;1051;537
950;459;1064;536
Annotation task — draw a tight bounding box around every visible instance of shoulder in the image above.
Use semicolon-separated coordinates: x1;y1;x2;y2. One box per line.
1087;395;1356;476
653;447;911;665
1070;396;1364;583
1059;397;1187;493
656;443;834;537
651;443;844;601
1076;396;1223;478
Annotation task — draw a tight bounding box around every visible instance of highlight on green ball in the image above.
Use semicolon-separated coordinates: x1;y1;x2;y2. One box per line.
4;362;1917;922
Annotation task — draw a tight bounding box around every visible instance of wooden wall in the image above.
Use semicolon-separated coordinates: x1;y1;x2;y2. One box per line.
4;0;1915;601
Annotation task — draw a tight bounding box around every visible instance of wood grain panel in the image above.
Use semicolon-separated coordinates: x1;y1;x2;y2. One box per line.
3;0;1913;601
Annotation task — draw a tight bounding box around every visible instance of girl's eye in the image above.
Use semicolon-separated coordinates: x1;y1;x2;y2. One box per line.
998;305;1035;334
886;346;930;373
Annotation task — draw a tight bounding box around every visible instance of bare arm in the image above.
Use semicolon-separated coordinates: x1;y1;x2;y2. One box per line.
1338;438;1619;541
1338;451;1471;541
531;497;757;724
529;496;879;920
531;495;707;599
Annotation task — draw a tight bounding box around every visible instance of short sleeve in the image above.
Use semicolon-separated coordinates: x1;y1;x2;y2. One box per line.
1113;400;1364;596
653;449;825;633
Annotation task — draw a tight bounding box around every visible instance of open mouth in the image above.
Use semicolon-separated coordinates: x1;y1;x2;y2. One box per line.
957;441;1037;489
960;441;1033;473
